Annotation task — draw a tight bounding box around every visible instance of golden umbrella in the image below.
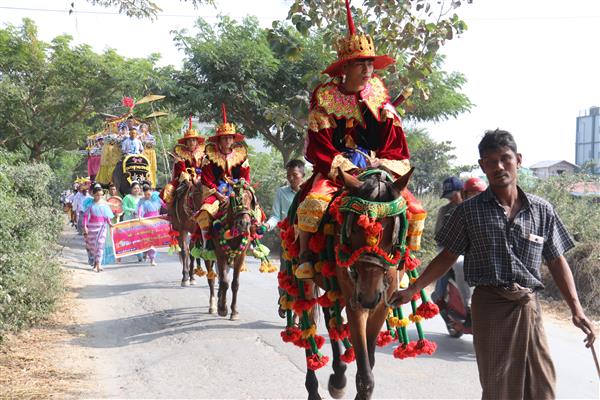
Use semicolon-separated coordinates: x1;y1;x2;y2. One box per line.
135;94;166;105
145;111;169;118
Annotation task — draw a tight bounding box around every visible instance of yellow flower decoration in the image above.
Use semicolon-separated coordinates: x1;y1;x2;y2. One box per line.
301;324;317;339
409;314;424;323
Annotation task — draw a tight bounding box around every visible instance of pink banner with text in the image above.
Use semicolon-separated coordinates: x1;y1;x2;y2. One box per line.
112;216;172;257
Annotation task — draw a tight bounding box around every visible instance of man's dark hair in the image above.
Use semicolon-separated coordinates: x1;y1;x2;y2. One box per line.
286;159;305;172
478;129;518;158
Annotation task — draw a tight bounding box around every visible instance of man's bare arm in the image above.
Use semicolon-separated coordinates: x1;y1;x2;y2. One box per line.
390;248;459;305
546;255;596;347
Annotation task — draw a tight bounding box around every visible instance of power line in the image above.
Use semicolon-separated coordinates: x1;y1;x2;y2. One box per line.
0;5;281;20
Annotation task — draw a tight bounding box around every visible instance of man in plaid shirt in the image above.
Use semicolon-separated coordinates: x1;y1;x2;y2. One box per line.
391;129;595;400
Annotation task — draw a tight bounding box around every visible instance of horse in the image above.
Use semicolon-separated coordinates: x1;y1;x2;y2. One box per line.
278;168;438;400
209;179;261;321
169;180;216;294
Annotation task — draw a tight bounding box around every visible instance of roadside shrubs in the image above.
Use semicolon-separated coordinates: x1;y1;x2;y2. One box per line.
0;152;63;342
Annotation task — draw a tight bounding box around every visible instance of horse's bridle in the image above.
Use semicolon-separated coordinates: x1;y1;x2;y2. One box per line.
337;170;409;308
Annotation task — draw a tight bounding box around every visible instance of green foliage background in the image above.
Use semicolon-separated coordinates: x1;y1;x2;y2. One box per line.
0;150;64;342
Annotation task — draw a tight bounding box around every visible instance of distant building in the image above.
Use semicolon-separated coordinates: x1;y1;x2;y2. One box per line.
576;106;600;174
529;160;578;179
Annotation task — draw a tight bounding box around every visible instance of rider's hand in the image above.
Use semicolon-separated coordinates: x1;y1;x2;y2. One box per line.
572;312;596;348
389;286;417;307
367;158;382;169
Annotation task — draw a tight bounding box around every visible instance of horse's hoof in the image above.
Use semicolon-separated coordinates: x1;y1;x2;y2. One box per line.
181;279;190;287
189;278;196;286
230;312;239;321
209;299;217;314
328;375;346;399
218;307;228;317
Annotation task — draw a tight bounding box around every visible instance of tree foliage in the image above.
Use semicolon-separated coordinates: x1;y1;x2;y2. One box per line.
285;0;472;117
0;19;176;161
173;17;330;165
405;127;475;194
77;0;213;19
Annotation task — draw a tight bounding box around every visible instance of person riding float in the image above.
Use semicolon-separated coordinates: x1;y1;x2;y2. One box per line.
195;104;250;246
161;116;206;212
293;0;418;280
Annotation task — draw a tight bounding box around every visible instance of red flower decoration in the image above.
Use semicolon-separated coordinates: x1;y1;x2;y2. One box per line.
292;298;317;314
317;293;334;308
306;354;329;370
376;331;394;347
293;335;325;350
411;292;421;301
121;96;134;108
328;324;350;341
340;347;356;363
393;342;417;359
416;301;439;319
308;233;326;254
320;261;337;277
414;339;437;355
281;326;302;343
277;218;289;231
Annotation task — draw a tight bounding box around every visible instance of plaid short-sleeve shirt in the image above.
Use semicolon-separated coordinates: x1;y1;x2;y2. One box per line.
435;186;575;290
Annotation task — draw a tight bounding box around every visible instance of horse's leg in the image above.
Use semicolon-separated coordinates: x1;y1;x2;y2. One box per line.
189;249;196;285
206;260;217;314
347;307;374;400
229;255;244;320
216;253;229;317
179;231;190;286
365;304;389;371
324;308;347;399
305;349;321;400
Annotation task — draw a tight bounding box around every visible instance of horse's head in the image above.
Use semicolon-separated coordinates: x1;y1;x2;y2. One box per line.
337;167;414;310
228;179;258;236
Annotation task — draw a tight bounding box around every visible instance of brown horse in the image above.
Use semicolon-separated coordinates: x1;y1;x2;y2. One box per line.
169;181;216;299
280;168;419;400
210;180;260;321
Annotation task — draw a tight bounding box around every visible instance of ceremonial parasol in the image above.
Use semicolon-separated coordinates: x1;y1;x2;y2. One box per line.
135;94;166;105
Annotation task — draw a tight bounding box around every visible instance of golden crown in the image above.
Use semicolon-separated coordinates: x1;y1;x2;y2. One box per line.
336;33;376;62
215;122;237;135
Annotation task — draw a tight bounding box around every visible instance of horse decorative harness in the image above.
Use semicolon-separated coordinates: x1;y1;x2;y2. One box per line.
278;169;440;370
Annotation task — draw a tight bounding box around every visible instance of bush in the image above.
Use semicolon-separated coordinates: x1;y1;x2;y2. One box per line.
531;173;600;313
0;151;64;342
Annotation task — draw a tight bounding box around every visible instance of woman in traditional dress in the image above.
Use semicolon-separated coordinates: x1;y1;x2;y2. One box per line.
83;184;115;272
137;184;165;266
122;181;143;262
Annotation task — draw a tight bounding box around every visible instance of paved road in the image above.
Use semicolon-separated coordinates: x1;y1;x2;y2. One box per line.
60;229;598;399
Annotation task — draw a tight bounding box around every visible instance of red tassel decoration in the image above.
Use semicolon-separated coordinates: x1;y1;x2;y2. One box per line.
345;0;355;35
222;103;227;124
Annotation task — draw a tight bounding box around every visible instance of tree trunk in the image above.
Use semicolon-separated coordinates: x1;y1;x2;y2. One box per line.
30;143;43;161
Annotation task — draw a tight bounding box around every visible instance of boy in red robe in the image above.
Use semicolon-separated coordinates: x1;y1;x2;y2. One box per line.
294;0;421;279
161;117;205;210
195;105;250;242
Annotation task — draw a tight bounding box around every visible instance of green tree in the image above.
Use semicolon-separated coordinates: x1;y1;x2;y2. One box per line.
285;0;471;117
406;128;475;194
0;19;176;161
75;0;213;19
173;17;330;165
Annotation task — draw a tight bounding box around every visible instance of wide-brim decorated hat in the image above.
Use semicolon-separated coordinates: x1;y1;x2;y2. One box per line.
207;104;246;143
322;0;395;77
178;115;207;144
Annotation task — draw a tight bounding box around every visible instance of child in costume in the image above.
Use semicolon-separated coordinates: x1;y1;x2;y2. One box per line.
195;105;250;244
122;181;143;262
161;116;205;211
